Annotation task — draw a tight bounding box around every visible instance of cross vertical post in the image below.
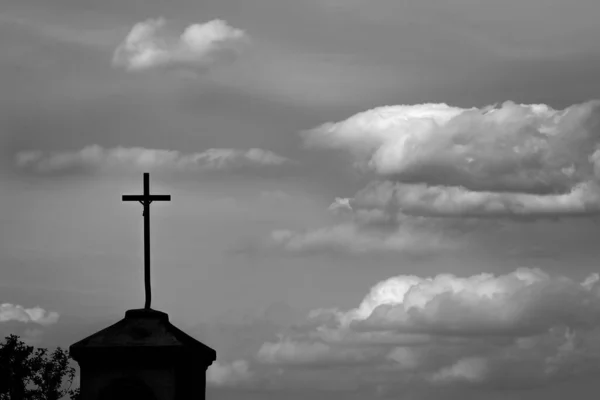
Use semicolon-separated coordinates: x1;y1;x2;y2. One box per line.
143;173;151;309
122;173;171;309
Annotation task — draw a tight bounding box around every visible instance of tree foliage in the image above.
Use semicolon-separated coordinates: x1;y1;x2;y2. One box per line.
0;335;79;400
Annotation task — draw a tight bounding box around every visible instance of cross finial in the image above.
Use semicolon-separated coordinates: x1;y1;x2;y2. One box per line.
122;173;171;309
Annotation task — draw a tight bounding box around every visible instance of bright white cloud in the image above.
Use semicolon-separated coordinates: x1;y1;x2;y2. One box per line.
256;268;600;388
296;268;600;339
305;100;600;219
304;100;600;192
274;99;600;257
113;18;247;71
15;145;291;174
0;304;60;326
207;360;253;387
347;268;600;335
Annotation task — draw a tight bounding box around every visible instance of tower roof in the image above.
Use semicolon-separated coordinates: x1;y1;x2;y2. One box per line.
70;308;216;366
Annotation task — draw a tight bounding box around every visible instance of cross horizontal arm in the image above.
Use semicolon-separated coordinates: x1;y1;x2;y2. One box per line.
122;195;145;202
122;194;171;202
149;195;171;201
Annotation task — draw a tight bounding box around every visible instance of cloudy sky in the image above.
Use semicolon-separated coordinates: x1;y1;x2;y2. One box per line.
3;0;600;398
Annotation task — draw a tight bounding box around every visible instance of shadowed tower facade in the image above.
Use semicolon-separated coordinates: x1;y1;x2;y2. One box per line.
70;173;216;400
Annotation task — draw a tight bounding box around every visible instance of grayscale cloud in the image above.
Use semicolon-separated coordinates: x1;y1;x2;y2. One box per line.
113;18;247;72
0;303;60;326
207;360;253;387
15;145;291;174
254;268;600;390
303;100;600;219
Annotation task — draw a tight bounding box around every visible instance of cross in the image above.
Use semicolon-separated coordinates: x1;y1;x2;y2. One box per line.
122;173;171;309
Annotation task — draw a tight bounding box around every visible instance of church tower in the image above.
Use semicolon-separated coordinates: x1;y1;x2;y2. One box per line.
70;173;216;400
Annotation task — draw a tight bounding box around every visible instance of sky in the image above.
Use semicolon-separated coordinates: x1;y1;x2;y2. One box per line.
2;0;600;399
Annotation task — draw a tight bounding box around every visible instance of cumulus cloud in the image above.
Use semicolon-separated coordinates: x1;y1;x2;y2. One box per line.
15;145;291;174
0;304;60;326
345;180;600;219
304;100;600;219
295;268;600;339
256;268;600;389
346;268;600;336
207;360;253;387
303;100;600;193
272;99;600;256
113;18;247;72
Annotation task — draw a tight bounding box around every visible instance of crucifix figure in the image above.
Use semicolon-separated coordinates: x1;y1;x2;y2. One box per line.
122;173;171;309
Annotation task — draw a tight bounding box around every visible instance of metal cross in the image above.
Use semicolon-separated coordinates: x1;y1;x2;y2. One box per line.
122;173;171;309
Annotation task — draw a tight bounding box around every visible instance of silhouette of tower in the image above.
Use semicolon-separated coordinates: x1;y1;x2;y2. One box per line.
70;173;216;400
